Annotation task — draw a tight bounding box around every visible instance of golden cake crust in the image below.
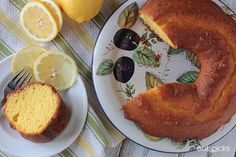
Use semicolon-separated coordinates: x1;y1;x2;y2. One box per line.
3;82;70;143
123;0;236;141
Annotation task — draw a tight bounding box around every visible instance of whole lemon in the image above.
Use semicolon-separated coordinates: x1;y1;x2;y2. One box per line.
56;0;104;23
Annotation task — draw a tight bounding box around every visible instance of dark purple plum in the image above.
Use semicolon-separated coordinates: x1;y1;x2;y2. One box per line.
113;28;140;51
114;56;135;83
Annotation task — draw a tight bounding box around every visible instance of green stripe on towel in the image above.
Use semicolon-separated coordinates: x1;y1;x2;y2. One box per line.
0;39;14;56
0;9;35;46
60;148;75;157
87;112;111;147
0;151;7;157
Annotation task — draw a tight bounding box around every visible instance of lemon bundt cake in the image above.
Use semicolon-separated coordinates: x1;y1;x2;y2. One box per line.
123;0;236;141
3;83;70;142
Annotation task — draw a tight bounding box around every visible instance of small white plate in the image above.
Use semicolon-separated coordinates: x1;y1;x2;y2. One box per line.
0;55;88;157
93;0;236;153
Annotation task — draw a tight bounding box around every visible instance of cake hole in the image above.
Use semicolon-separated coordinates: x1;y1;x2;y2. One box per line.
12;113;20;123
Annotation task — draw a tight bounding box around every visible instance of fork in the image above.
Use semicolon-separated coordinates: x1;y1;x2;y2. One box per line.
0;69;32;110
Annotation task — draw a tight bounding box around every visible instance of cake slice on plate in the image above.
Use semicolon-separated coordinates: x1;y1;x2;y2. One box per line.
3;82;70;143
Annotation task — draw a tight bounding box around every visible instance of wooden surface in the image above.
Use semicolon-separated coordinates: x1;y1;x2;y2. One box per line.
105;0;236;157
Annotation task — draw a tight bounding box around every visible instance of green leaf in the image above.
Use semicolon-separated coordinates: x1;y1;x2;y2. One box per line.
144;133;162;142
167;47;185;55
131;89;135;94
96;59;114;76
177;71;199;84
145;72;164;89
195;139;201;146
124;83;135;99
133;47;160;68
189;147;196;151
180;140;188;147
125;91;131;97
118;2;139;28
171;139;188;149
189;141;195;146
130;84;134;89
185;50;201;68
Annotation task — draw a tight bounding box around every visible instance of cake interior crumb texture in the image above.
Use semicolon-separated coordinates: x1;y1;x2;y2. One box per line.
4;84;59;134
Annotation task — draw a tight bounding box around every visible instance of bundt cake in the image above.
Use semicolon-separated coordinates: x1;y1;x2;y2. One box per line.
3;82;70;143
123;0;236;141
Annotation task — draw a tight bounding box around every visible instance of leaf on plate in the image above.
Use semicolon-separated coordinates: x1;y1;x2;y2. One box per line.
188;139;201;151
176;71;199;84
133;47;160;68
185;50;201;68
189;140;196;146
171;139;188;149
125;83;135;99
195;139;201;146
118;2;139;28
144;133;162;142
96;59;114;76
189;147;197;151
145;72;164;90
167;47;185;55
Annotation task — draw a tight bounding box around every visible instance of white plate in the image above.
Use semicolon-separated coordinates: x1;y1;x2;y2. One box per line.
93;0;236;153
0;55;88;157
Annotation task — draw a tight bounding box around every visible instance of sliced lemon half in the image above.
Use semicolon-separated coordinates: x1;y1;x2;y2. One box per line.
34;0;63;30
34;51;77;90
20;1;58;42
11;46;47;81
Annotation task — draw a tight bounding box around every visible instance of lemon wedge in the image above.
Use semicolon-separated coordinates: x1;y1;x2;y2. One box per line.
20;1;58;42
11;46;47;80
34;51;77;90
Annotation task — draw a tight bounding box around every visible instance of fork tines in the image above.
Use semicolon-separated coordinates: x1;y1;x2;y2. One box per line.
8;69;32;90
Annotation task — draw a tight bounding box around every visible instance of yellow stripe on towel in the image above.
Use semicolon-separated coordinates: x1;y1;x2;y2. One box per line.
64;16;95;53
0;9;35;46
76;135;97;157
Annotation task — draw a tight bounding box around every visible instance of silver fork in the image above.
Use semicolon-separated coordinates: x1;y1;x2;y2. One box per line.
0;69;32;110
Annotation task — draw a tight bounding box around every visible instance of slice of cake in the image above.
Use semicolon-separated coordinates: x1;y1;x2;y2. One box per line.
3;82;70;143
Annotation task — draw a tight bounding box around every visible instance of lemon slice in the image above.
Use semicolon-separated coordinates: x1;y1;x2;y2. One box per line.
34;51;77;90
20;1;58;42
11;46;47;80
34;0;63;30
